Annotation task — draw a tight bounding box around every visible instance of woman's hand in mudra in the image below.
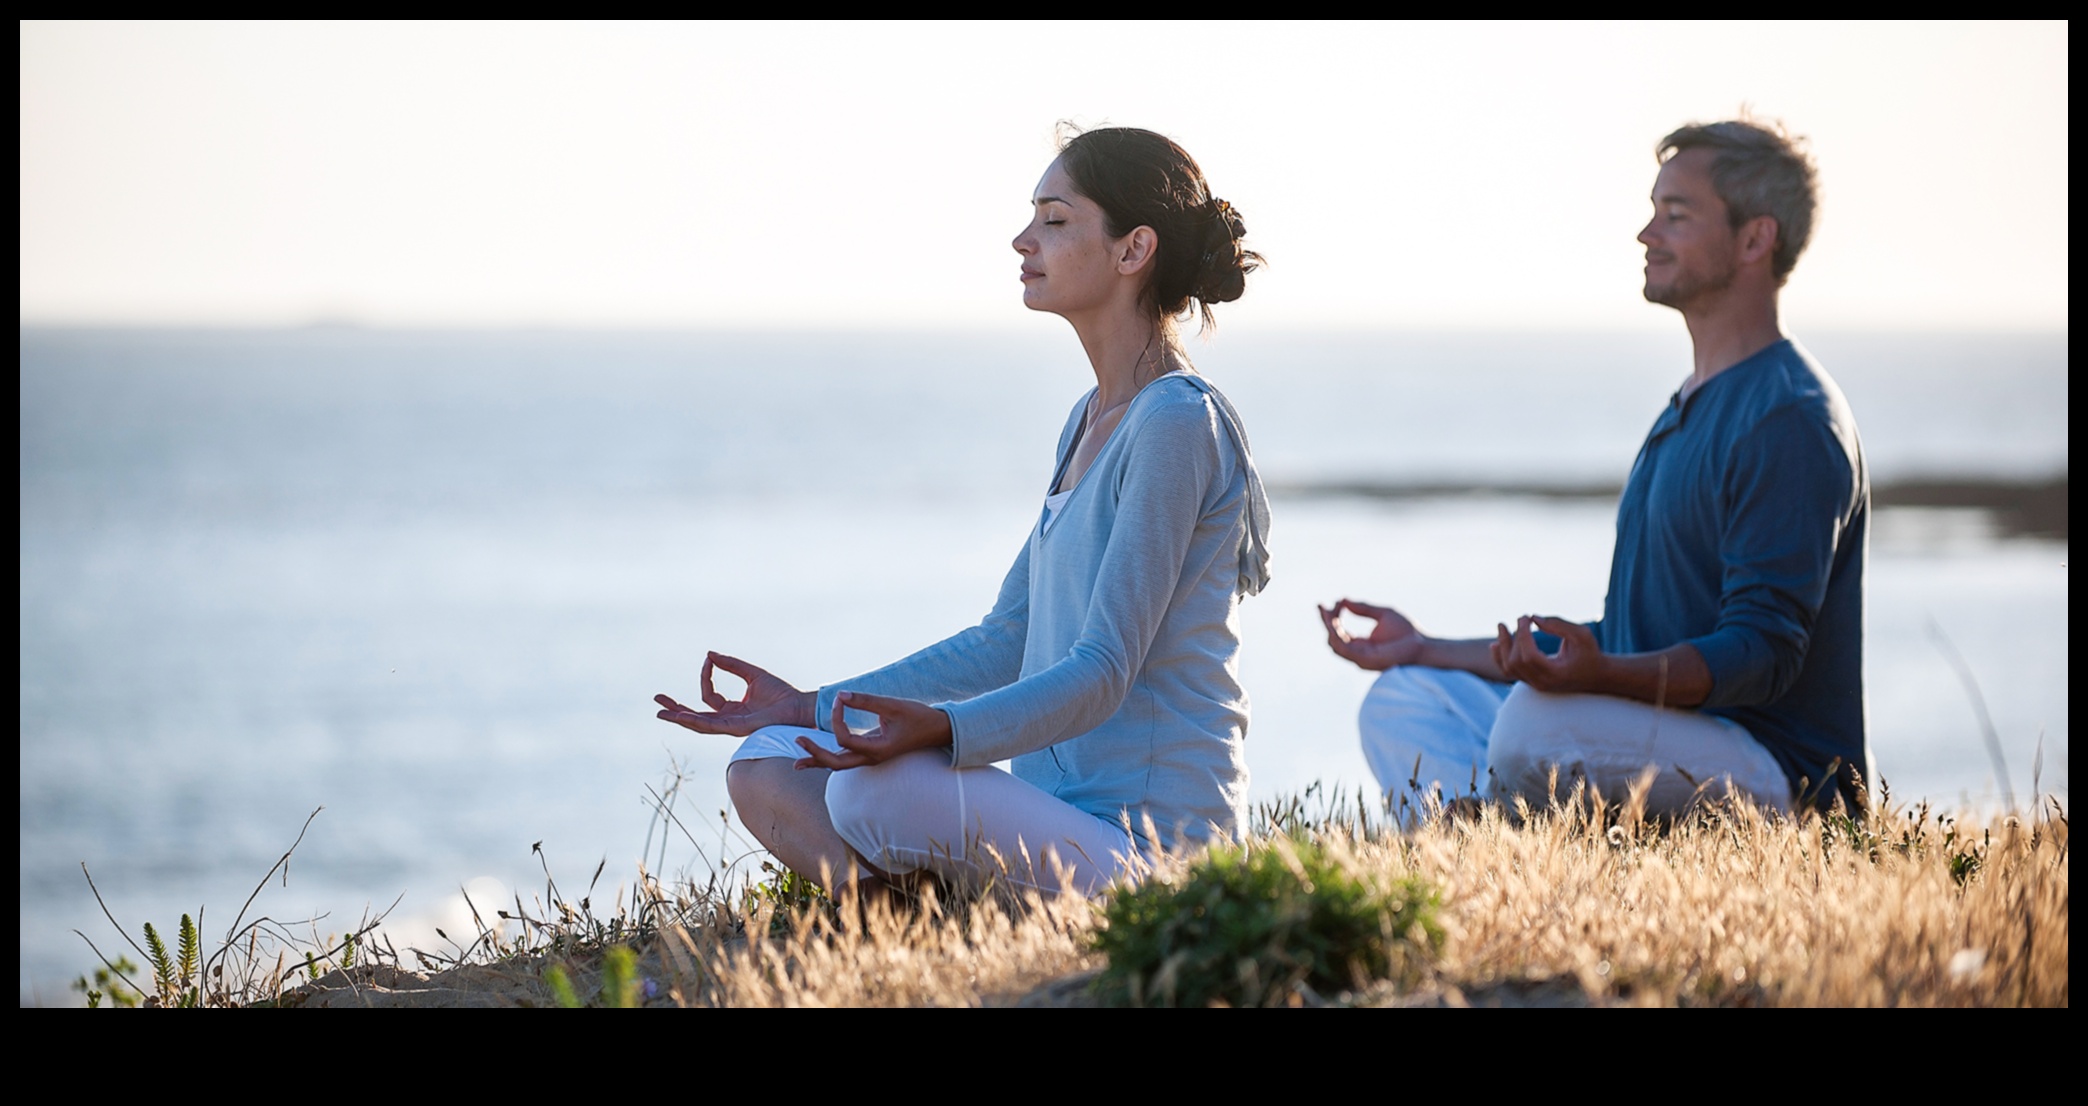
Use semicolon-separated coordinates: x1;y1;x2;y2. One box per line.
795;691;954;771
655;651;815;736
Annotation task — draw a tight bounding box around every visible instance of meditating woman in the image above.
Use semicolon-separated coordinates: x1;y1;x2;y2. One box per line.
654;126;1269;896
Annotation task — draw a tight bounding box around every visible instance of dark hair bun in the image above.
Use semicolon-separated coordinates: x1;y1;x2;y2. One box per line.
1193;198;1252;306
1057;126;1263;330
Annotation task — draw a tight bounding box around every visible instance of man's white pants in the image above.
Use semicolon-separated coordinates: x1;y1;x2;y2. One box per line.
1359;667;1793;815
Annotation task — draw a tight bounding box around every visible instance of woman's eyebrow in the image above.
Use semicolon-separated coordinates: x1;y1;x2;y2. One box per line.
1033;195;1073;207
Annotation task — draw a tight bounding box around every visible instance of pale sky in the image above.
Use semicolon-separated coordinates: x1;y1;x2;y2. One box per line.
19;21;2070;331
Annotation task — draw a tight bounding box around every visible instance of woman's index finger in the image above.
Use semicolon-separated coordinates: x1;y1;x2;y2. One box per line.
707;652;761;679
835;689;913;714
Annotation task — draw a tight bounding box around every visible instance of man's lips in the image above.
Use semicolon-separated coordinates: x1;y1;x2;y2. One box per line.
1644;253;1675;267
1020;268;1043;282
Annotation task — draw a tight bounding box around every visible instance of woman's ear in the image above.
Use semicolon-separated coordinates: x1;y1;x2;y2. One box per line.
1115;225;1159;276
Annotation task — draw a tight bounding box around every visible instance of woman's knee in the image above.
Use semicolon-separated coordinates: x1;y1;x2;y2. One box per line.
725;757;775;816
823;750;951;860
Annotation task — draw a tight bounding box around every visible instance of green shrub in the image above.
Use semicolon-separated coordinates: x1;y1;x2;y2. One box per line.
1094;838;1442;1007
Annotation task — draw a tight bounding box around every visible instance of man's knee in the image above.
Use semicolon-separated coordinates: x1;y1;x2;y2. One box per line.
1360;665;1438;717
1486;685;1590;802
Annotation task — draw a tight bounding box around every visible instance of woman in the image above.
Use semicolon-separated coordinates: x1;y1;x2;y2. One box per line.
654;126;1269;896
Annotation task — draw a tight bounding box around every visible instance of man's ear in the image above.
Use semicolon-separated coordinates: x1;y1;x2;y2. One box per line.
1737;214;1780;268
1116;225;1159;276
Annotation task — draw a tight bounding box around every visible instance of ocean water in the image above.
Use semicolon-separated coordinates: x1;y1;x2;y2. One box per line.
18;328;2067;1001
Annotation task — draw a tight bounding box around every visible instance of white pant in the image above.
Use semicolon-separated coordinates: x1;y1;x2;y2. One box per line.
730;726;1142;896
1359;668;1793;815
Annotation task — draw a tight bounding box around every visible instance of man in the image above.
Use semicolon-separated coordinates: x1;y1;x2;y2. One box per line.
1321;118;1871;816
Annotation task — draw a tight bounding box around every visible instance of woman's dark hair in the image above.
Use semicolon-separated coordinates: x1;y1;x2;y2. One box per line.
1056;125;1262;331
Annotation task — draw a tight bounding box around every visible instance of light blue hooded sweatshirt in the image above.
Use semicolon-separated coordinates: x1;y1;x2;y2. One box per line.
813;370;1271;850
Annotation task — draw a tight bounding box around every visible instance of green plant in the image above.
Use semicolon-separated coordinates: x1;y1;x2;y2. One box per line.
544;963;583;1008
601;945;640;1008
543;945;643;1008
1948;827;1990;887
739;861;835;935
71;956;141;1008
74;808;391;1007
1093;838;1443;1007
141;915;204;1007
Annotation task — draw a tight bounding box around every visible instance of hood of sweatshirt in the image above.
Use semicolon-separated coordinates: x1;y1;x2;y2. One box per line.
1167;371;1273;597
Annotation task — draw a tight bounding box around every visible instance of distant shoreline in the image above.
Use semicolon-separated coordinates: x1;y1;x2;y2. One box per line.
1272;475;2069;542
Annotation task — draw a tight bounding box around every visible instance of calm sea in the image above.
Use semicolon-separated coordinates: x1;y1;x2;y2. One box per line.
19;327;2068;1002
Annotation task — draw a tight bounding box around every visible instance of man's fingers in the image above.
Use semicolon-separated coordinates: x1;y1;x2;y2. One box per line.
1514;617;1547;666
1493;623;1516;675
1532;615;1584;639
1319;606;1351;646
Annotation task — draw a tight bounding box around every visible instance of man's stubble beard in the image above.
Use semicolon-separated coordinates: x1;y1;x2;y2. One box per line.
1643;256;1738;310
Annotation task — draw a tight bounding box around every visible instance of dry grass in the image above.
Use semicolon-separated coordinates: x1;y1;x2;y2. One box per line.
269;783;2067;1008
1381;790;2066;1007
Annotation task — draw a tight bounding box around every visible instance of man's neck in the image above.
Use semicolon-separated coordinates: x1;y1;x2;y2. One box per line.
1681;288;1784;392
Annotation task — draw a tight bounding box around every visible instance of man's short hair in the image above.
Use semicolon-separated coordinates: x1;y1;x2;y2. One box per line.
1658;119;1819;285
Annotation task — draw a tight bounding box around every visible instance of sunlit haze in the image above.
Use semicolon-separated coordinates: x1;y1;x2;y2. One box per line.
20;21;2070;331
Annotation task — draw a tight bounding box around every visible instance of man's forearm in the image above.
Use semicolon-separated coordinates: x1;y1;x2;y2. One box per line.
1415;637;1508;682
1586;643;1712;707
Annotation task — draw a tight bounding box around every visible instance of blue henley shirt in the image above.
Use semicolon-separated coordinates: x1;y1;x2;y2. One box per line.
1598;338;1870;811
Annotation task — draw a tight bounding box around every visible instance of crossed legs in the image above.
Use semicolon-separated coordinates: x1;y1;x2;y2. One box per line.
1359;667;1793;816
727;726;1141;896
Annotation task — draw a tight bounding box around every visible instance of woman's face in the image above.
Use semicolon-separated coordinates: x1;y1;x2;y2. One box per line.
1012;158;1129;318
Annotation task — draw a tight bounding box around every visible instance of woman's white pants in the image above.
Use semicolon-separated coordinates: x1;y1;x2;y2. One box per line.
730;726;1141;896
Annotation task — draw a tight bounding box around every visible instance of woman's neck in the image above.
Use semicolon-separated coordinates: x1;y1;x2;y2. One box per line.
1073;309;1180;411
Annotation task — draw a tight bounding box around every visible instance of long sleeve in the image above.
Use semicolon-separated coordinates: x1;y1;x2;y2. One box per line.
813;536;1032;732
1689;402;1858;709
939;395;1225;767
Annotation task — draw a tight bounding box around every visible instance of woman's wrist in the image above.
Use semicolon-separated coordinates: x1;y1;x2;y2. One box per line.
793;689;818;728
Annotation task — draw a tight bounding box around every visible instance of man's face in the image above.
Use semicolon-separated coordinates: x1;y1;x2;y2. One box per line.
1637;147;1739;310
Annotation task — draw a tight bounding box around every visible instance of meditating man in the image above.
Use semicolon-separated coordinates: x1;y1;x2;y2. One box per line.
1321;118;1872;816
